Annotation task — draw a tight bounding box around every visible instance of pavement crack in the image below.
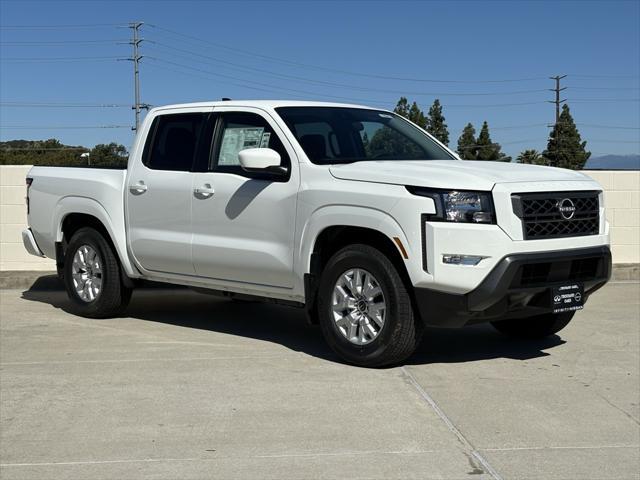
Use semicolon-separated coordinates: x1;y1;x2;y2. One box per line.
596;392;640;426
401;366;503;480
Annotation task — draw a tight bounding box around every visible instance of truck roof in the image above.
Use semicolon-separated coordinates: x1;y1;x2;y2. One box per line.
150;99;382;113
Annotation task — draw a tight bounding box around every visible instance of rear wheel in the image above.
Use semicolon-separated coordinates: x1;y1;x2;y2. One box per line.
491;311;575;339
63;227;132;318
317;244;422;367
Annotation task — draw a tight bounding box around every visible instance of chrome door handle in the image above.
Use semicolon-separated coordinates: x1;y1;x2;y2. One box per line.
194;184;214;198
129;181;148;195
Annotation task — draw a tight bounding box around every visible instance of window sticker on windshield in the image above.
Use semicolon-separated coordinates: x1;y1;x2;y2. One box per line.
219;127;264;165
259;132;271;148
378;113;393;119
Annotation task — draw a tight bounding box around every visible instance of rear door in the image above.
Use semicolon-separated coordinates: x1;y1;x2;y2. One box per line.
191;107;299;287
126;109;210;275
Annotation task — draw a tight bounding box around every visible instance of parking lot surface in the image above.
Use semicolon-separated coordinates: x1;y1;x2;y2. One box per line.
1;279;638;480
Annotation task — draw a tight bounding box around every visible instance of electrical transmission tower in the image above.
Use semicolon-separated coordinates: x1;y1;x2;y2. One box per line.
126;21;148;131
548;75;567;125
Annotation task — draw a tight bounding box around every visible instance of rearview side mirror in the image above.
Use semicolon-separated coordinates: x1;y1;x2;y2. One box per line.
238;148;286;175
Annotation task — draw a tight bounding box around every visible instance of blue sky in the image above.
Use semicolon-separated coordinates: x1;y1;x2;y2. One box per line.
1;0;639;158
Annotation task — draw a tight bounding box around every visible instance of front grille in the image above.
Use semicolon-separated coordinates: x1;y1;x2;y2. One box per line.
512;191;600;240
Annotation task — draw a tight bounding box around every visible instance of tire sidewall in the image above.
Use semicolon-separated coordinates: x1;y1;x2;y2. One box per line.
64;228;115;315
317;246;411;364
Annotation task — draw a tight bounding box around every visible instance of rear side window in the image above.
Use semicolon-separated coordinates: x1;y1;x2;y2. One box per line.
142;113;206;171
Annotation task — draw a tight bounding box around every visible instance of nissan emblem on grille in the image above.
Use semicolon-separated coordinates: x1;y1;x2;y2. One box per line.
557;198;576;220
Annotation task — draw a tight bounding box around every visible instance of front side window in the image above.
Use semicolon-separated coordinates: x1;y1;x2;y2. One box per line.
142;113;206;171
276;106;454;165
212;112;290;177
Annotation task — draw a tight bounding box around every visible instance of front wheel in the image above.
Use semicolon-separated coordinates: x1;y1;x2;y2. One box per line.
491;311;575;339
63;227;132;318
316;244;423;367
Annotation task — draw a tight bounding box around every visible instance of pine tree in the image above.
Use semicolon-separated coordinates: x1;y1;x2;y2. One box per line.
543;104;590;169
457;123;477;160
426;99;449;145
475;121;511;162
517;149;546;165
394;97;410;118
408;102;427;128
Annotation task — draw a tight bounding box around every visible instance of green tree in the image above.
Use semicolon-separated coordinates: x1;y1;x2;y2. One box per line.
426;99;449;145
393;97;410;118
517;149;546;165
0;139;87;166
408;101;427;128
543;104;590;169
89;143;128;168
369;127;423;159
456;123;477;160
475;121;511;162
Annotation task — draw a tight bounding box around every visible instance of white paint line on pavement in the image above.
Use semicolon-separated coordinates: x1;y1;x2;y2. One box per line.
482;444;640;452
401;366;504;480
0;449;453;468
0;458;202;467
0;354;290;366
254;448;444;459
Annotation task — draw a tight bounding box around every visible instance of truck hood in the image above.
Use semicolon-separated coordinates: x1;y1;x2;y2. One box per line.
329;160;590;190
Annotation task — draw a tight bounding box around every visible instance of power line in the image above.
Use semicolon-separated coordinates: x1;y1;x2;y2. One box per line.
568;73;640;79
0;125;131;129
147;24;550;85
0;23;126;29
0;147;89;151
1;55;122;62
570;86;640;91
0;40;128;45
146;41;549;97
0;102;130;108
570;98;640;102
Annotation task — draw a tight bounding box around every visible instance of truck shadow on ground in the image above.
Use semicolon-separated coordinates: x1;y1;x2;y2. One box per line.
22;275;565;366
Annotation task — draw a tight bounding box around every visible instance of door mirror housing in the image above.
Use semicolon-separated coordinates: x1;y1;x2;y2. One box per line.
238;148;286;175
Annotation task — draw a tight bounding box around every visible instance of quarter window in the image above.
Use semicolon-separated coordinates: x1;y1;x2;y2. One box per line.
142;113;206;171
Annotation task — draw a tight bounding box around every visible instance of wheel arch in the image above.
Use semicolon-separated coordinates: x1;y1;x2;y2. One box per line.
54;197;137;278
299;206;415;322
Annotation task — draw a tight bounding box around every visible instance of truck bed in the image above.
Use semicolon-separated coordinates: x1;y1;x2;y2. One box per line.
27;166;128;262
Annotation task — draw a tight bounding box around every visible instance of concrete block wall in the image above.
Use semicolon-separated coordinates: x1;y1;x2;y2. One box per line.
0;166;55;271
0;165;638;272
582;170;640;264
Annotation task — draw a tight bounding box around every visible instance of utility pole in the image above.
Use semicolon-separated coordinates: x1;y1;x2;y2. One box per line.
127;22;146;132
548;75;567;124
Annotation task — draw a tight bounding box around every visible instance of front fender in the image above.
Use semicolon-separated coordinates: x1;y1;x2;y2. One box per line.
296;204;412;281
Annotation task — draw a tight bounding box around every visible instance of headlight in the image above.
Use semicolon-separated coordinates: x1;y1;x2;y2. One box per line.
407;187;495;224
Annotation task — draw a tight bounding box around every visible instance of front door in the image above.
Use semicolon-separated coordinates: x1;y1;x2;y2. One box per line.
126;110;209;275
191;108;299;288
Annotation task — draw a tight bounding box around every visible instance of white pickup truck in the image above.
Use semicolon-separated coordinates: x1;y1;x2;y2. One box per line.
23;100;611;367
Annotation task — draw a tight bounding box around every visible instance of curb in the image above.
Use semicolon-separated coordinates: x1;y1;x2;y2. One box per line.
1;265;638;291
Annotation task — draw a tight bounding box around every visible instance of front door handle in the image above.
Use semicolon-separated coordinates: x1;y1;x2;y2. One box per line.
194;183;214;198
129;181;148;195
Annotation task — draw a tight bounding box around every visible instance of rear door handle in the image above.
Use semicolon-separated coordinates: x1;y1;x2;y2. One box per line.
129;181;148;195
194;183;214;198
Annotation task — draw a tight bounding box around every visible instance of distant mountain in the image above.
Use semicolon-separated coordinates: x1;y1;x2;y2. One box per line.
585;154;640;170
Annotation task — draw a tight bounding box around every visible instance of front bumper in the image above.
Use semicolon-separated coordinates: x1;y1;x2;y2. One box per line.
414;246;611;328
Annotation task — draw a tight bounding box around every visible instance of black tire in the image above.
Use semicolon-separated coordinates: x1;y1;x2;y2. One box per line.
316;244;422;367
491;311;575;339
63;227;132;318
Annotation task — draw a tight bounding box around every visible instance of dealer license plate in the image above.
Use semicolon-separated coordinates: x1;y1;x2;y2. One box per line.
552;283;584;314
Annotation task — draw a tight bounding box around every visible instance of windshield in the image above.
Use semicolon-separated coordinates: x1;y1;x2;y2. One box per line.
276;106;455;165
